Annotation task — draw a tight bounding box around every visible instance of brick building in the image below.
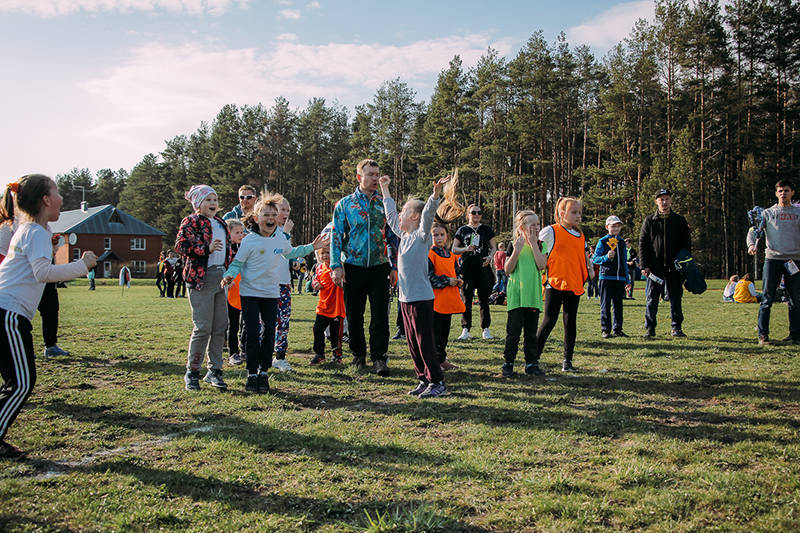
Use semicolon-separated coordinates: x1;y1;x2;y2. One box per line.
50;204;166;278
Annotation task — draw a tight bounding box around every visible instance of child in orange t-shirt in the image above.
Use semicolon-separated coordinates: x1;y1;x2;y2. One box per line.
428;224;464;370
310;246;345;364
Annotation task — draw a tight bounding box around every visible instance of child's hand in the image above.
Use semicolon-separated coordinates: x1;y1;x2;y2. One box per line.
608;249;615;259
457;278;464;288
448;277;459;287
210;239;223;252
221;276;233;288
433;175;451;197
379;175;391;188
81;251;97;269
311;233;330;250
283;219;294;233
514;233;526;251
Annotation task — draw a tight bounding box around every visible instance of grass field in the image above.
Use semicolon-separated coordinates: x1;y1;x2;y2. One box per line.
0;279;798;532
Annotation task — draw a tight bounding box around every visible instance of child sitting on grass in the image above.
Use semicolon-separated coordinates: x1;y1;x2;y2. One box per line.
310;246;345;365
175;185;232;391
0;175;97;458
428;223;464;371
380;173;450;398
502;210;547;378
222;193;327;394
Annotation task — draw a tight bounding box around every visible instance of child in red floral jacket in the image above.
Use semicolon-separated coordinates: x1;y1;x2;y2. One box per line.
175;185;233;392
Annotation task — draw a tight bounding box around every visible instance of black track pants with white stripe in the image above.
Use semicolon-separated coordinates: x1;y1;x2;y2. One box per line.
0;309;36;441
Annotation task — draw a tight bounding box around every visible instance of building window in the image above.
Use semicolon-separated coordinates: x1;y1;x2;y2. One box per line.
104;237;111;250
132;260;146;273
72;248;80;261
131;238;146;250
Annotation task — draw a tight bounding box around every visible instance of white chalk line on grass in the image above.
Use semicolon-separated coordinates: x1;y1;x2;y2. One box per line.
30;424;215;481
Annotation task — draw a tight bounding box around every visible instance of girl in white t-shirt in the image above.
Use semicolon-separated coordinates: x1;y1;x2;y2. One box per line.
0;174;97;459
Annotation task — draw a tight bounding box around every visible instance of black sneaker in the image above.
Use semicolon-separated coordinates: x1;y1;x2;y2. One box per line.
374;359;390;376
501;363;514;378
203;369;228;390
601;331;612;338
257;373;270;394
407;381;428;396
671;329;687;338
614;331;629;338
0;440;26;459
352;356;367;369
562;360;577;372
184;370;200;391
525;363;545;376
391;329;405;340
245;374;259;393
310;354;325;365
643;330;656;340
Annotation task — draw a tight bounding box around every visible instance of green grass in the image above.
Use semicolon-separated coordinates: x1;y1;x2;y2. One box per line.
1;279;798;532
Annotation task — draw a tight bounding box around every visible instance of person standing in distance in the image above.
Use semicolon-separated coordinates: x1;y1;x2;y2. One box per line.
330;159;392;376
452;204;497;340
747;180;800;345
639;188;692;338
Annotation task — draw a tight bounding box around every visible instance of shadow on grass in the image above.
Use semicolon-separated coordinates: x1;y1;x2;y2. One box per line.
0;515;76;533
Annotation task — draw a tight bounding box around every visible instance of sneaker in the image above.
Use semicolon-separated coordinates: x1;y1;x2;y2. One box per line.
310;354;325;365
352;356;367;369
228;352;246;366
408;381;429;396
0;440;26;459
203;369;228;390
44;344;69;357
671;329;687;338
562;360;577;372
391;329;406;340
457;328;471;341
373;359;390;376
245;374;259;393
341;333;350;344
758;336;771;346
643;330;656;340
440;360;458;371
482;328;493;340
272;358;293;372
525;364;545;376
184;370;200;391
501;363;514;378
419;382;449;398
258;372;270;394
601;331;612;338
613;331;629;338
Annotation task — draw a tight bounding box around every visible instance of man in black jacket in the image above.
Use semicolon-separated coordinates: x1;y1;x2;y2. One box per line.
639;189;692;338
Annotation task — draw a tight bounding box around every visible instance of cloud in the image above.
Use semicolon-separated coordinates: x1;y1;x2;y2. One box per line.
566;1;654;50
0;0;251;17
275;33;297;41
279;8;301;19
307;1;320;7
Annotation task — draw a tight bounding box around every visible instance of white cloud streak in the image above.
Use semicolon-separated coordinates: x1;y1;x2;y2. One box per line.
566;1;654;50
0;0;251;17
279;8;301;19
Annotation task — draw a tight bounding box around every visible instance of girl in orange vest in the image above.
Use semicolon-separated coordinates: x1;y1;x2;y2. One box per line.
428;224;465;371
536;197;595;372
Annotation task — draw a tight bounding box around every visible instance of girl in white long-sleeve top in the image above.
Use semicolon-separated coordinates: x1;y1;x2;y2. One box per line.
0;174;97;459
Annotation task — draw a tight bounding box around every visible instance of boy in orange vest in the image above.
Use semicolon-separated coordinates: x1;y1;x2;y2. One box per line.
428;224;465;371
310;246;345;364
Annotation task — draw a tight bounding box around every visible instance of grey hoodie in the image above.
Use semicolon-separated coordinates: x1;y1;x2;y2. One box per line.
747;203;800;261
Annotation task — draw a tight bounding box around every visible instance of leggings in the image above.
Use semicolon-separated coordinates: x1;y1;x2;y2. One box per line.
536;288;581;363
274;284;292;358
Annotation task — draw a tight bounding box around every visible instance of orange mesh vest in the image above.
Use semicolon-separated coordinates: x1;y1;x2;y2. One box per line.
546;224;588;295
428;249;466;315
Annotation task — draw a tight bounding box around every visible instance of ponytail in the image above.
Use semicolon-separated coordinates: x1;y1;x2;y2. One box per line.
0;182;17;226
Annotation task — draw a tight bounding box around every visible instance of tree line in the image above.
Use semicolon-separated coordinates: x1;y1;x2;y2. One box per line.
55;0;799;277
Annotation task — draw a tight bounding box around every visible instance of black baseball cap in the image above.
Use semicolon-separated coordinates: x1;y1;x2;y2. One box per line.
655;188;671;199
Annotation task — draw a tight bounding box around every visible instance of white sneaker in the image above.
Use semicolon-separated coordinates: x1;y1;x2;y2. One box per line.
457;328;470;341
272;358;292;372
482;328;493;340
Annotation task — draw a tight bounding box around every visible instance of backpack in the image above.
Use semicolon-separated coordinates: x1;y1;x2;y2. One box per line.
674;248;706;295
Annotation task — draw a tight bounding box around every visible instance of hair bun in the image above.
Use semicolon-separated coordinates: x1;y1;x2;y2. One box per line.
8;182;19;193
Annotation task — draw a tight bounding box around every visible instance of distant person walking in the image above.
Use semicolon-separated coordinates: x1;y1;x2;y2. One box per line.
453;204;497;340
639;188;692;339
747;180;800;345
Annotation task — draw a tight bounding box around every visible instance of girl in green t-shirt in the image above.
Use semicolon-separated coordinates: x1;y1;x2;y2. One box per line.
502;210;548;378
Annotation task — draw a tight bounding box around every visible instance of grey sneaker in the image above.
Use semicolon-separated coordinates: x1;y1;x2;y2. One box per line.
561;360;577;372
525;364;545;376
352;356;367;369
184;370;200;391
44;344;69;357
408;381;428;396
203;369;227;390
373;359;390;376
671;329;687;338
228;352;246;366
419;382;448;398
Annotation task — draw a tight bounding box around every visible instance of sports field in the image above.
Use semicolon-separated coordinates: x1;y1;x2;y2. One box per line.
1;280;798;532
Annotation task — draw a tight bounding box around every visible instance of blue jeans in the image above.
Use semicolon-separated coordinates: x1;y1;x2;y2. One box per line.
644;271;683;332
758;259;800;340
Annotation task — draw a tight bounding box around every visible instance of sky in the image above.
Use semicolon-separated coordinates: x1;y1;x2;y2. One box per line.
0;0;658;188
